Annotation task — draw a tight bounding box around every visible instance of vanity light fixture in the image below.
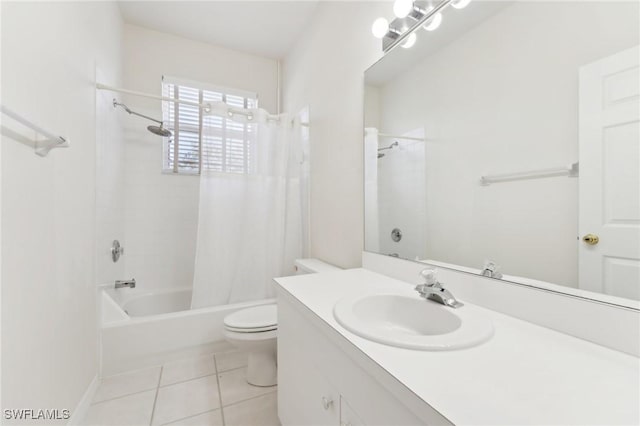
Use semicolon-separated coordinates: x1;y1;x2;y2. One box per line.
423;11;443;31
393;0;414;19
372;17;390;39
373;0;472;52
401;32;417;48
451;0;472;9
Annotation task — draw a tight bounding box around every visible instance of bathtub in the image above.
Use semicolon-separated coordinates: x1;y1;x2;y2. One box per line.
100;286;275;375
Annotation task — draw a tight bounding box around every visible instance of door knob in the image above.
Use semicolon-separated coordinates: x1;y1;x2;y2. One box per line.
582;234;599;245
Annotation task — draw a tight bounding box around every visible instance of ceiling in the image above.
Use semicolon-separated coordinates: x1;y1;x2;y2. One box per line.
118;1;320;59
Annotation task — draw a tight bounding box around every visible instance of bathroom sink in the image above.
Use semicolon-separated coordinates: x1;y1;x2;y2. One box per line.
333;294;493;351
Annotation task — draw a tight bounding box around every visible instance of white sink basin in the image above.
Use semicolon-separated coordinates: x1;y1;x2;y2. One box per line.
333;294;493;351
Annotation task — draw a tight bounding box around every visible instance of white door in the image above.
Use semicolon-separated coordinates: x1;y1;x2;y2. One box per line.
579;46;640;300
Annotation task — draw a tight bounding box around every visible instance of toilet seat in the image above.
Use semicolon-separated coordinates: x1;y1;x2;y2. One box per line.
224;304;277;333
225;324;277;333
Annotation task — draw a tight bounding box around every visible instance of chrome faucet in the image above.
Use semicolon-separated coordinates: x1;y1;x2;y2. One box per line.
481;260;503;279
115;278;136;289
415;268;463;308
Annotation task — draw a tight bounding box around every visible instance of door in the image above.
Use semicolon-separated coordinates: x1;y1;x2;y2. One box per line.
579;46;640;300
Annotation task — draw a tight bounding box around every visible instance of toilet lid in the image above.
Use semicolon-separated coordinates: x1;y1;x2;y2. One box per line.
224;305;277;330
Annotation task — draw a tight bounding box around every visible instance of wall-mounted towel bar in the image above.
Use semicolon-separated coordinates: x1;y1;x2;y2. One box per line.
480;162;579;186
0;105;70;157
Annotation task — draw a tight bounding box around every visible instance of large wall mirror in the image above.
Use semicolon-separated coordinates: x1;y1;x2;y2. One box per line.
364;0;639;308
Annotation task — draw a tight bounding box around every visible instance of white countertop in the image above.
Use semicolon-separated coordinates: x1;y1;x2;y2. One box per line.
274;268;640;426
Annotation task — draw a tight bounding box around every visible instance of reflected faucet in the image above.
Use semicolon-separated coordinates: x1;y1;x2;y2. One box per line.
481;260;503;279
115;278;136;289
414;268;463;309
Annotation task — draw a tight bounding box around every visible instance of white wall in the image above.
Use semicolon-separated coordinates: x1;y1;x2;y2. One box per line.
95;70;125;287
282;2;388;268
1;1;122;420
377;1;639;287
121;25;279;291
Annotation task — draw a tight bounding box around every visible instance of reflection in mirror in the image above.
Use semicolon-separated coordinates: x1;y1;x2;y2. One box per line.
364;1;640;306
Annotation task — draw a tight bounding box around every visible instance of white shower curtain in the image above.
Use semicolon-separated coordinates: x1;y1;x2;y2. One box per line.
190;113;307;309
364;128;380;252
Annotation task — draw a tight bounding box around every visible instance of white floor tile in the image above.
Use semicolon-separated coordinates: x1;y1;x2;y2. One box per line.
223;393;280;426
161;355;216;387
218;368;276;406
84;390;156;426
211;341;236;354
152;375;221;425
164;409;223;426
93;366;161;403
214;350;248;373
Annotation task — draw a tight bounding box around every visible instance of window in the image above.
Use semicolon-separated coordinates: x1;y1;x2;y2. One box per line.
162;76;258;174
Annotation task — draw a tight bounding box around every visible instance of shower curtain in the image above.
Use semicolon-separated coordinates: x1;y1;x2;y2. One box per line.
364;128;380;252
190;111;308;309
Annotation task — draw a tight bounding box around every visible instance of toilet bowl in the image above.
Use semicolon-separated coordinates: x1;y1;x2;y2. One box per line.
223;304;278;386
223;259;341;386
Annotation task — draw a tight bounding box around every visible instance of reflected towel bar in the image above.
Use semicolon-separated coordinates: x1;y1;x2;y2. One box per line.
480;162;579;186
0;105;70;157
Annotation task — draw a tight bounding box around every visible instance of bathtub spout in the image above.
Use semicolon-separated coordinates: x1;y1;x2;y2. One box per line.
115;278;136;289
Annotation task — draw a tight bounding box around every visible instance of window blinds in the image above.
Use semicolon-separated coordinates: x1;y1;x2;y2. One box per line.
162;77;258;174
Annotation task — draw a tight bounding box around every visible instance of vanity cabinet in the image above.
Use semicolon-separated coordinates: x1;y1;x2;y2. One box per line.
277;291;450;426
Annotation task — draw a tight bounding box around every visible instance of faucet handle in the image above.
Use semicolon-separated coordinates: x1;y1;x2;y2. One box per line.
482;260;503;279
420;268;439;285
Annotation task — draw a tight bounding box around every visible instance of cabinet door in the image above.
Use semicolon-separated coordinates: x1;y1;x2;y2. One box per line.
278;305;340;425
340;397;366;426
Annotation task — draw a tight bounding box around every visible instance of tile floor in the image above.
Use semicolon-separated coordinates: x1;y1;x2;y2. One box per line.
84;348;279;426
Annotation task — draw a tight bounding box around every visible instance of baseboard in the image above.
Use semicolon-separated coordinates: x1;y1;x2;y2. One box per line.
68;374;99;425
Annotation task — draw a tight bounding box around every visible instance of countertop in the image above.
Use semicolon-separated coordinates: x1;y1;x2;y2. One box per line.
274;268;640;425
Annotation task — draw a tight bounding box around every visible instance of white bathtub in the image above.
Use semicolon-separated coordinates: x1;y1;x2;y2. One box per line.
122;288;192;317
100;286;274;375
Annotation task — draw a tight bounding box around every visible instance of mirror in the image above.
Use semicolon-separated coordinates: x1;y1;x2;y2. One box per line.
364;0;640;307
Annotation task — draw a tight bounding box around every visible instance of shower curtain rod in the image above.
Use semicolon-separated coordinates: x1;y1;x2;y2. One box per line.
96;83;281;121
377;132;425;142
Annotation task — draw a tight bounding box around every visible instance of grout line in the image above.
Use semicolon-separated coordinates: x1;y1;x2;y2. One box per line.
90;387;158;406
216;364;248;375
159;408;222;426
149;366;164;426
220;387;278;410
213;356;226;426
158;371;217;389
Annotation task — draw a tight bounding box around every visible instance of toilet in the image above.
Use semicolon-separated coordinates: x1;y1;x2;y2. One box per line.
223;258;341;386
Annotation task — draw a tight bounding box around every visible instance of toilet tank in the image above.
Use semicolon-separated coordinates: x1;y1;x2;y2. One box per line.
294;258;341;275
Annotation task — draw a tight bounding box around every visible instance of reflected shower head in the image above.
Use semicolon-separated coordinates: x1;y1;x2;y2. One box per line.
147;124;172;137
377;140;399;155
113;99;172;137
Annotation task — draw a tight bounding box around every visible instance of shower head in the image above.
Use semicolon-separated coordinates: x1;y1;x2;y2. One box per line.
113;99;172;137
377;140;399;153
147;124;172;137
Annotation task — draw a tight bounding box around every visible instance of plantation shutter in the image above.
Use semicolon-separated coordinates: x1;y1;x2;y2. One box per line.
161;76;258;174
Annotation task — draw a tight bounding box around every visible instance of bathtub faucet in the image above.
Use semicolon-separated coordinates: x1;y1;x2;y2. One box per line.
115;278;136;289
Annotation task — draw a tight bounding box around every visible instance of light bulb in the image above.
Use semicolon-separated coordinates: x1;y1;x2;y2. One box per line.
401;32;417;49
451;0;472;9
393;0;414;18
371;17;389;39
423;12;442;31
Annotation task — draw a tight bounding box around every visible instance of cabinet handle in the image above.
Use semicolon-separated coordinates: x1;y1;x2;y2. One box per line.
321;396;333;410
